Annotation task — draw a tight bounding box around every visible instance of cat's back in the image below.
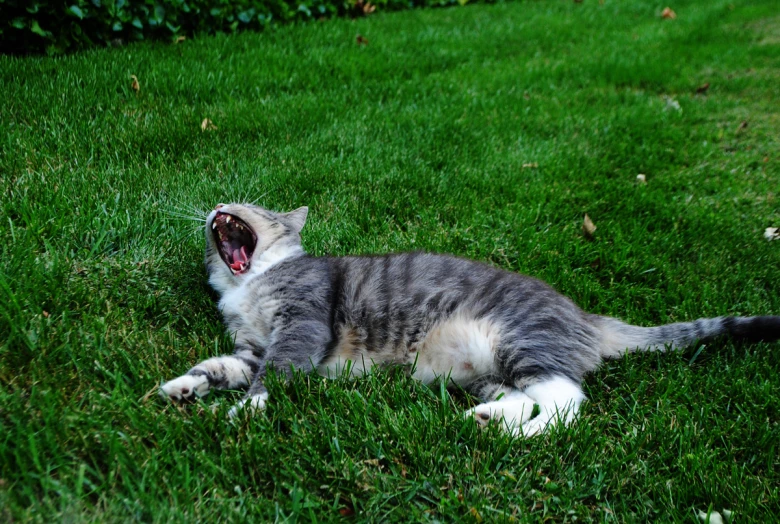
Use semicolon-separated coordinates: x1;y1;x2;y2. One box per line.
326;252;571;347
242;251;578;331
331;251;559;312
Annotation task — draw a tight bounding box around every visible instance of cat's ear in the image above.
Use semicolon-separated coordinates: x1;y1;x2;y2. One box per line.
284;206;308;233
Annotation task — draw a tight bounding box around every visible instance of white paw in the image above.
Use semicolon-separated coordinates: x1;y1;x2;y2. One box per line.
465;396;536;433
518;408;579;437
465;404;495;429
227;393;268;419
159;374;210;402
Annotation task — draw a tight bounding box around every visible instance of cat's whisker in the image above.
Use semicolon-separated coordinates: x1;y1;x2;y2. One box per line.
163;203;210;224
248;191;269;207
238;188;252;207
170;213;207;220
167;209;208;220
163;213;208;223
163;223;208;248
167;201;210;218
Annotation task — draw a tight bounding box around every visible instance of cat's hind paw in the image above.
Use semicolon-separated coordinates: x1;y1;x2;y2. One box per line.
227;393;268;419
465;404;499;429
465;395;536;434
159;374;210;402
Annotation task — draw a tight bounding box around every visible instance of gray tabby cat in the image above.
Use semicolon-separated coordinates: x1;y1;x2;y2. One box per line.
160;203;780;436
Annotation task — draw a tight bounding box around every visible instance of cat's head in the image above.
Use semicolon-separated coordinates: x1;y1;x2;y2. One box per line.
204;203;308;294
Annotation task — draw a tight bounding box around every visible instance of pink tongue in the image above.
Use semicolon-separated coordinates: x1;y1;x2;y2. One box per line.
229;246;248;271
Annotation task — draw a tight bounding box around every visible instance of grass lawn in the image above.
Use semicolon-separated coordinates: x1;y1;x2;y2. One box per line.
2;0;780;520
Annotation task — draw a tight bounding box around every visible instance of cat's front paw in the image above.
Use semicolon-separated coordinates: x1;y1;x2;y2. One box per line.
227;393;268;419
159;374;210;402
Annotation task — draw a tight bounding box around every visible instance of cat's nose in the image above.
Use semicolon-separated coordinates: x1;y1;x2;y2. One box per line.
215;203;225;210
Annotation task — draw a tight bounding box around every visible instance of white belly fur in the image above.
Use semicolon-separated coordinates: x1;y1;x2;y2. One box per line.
411;314;499;385
317;314;499;385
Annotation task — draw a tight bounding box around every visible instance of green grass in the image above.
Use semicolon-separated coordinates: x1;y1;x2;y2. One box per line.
2;0;780;520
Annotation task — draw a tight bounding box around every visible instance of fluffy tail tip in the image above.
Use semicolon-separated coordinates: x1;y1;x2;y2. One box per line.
723;316;780;343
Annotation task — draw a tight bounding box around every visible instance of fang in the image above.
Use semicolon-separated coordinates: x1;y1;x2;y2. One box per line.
212;222;217;230
225;216;232;223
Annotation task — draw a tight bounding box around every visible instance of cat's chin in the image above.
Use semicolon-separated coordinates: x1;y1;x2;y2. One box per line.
210;211;257;275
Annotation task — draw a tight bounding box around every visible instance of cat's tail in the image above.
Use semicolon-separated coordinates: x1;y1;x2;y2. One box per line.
596;315;780;359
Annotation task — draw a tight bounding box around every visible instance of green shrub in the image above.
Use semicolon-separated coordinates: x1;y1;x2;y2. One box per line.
0;0;475;54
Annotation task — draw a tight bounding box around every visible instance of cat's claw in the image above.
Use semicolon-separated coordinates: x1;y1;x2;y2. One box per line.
227;393;268;419
159;374;210;402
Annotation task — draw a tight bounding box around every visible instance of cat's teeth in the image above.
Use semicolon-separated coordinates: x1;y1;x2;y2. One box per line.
225;216;232;223
212;222;217;230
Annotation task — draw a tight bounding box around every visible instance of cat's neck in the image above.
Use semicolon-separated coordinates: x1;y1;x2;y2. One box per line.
209;242;305;296
253;242;305;275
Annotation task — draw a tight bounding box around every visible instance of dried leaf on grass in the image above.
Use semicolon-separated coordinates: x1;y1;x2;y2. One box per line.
583;214;597;239
201;118;217;132
522;163;539;169
175;36;186;44
695;82;710;94
356;34;368;46
661;7;677;19
130;74;140;93
353;0;375;16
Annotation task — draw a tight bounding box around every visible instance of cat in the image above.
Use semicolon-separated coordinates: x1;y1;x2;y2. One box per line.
160;203;780;436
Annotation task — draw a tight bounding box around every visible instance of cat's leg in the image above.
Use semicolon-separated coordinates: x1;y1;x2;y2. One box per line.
519;376;586;437
227;320;332;419
464;376;537;434
227;387;269;419
159;349;259;402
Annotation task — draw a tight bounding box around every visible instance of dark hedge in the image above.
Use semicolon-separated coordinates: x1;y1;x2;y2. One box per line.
1;0;480;55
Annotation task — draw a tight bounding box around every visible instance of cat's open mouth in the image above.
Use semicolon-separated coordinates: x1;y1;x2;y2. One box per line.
211;212;257;275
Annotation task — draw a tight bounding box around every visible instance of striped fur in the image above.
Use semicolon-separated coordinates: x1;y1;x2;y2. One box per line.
160;204;780;436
